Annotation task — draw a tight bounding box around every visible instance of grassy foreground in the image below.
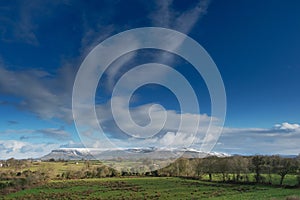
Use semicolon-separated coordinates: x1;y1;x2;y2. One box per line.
2;177;300;200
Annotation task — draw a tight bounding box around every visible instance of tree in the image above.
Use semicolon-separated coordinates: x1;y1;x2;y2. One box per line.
263;156;274;184
202;156;217;181
273;156;297;186
227;156;249;182
193;159;203;178
176;158;189;176
251;155;265;183
215;157;229;182
96;166;110;177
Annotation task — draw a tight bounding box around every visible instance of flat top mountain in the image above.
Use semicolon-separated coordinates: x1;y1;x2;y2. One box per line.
41;148;231;161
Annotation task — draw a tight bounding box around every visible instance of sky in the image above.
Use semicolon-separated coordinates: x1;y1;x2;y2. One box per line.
0;0;300;159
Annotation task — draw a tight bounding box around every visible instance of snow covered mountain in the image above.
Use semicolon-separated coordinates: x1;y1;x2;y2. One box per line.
41;147;230;161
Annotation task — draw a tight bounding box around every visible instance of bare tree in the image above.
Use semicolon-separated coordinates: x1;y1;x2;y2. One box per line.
202;156;217;182
251;155;265;183
215;157;229;182
273;156;298;186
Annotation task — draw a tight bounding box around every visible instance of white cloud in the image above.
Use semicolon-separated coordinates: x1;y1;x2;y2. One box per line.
274;122;300;131
0;140;60;159
2;122;300;158
100;97;212;136
73;95;217;151
158;131;195;147
214;123;300;155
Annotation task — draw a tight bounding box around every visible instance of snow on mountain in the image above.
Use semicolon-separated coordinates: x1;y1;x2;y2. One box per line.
41;147;231;161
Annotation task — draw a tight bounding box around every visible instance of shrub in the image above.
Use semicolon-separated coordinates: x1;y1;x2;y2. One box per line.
297;175;300;186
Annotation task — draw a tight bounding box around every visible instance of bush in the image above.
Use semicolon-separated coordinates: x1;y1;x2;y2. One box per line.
297;175;300;186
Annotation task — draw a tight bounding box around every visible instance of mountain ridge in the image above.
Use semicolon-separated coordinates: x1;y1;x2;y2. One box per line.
40;147;231;161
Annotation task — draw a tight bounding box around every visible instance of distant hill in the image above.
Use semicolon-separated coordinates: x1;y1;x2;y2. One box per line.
277;154;299;158
40;147;231;161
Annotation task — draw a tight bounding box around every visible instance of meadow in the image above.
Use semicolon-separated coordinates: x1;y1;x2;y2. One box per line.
2;177;300;200
1;156;300;199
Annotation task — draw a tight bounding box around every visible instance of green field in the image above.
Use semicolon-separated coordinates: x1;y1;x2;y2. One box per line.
2;177;300;200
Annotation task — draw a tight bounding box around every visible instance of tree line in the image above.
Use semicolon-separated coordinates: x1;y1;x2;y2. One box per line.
157;155;300;186
1;155;300;194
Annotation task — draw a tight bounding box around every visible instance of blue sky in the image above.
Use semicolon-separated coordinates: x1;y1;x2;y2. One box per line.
0;0;300;158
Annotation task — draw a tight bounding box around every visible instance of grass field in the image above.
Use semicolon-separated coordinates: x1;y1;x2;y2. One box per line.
2;177;300;200
0;160;103;178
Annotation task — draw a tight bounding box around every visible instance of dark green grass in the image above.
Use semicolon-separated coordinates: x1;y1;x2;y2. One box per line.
2;177;300;200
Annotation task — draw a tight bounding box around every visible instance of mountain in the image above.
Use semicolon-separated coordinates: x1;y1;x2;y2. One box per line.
277;154;299;158
41;149;94;160
40;147;230;161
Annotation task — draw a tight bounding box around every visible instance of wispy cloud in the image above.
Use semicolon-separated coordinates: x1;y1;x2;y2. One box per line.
13;1;39;45
1;127;72;141
0;1;222;157
147;0;211;67
0;1;71;45
7;120;19;125
151;0;211;33
0;1;212;123
36;127;71;140
0;65;74;122
0;2;39;45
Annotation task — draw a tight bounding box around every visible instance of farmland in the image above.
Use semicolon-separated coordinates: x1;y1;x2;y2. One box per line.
2;177;300;200
1;155;300;199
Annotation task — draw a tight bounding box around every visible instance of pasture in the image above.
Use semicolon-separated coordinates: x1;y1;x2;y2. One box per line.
2;177;300;200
